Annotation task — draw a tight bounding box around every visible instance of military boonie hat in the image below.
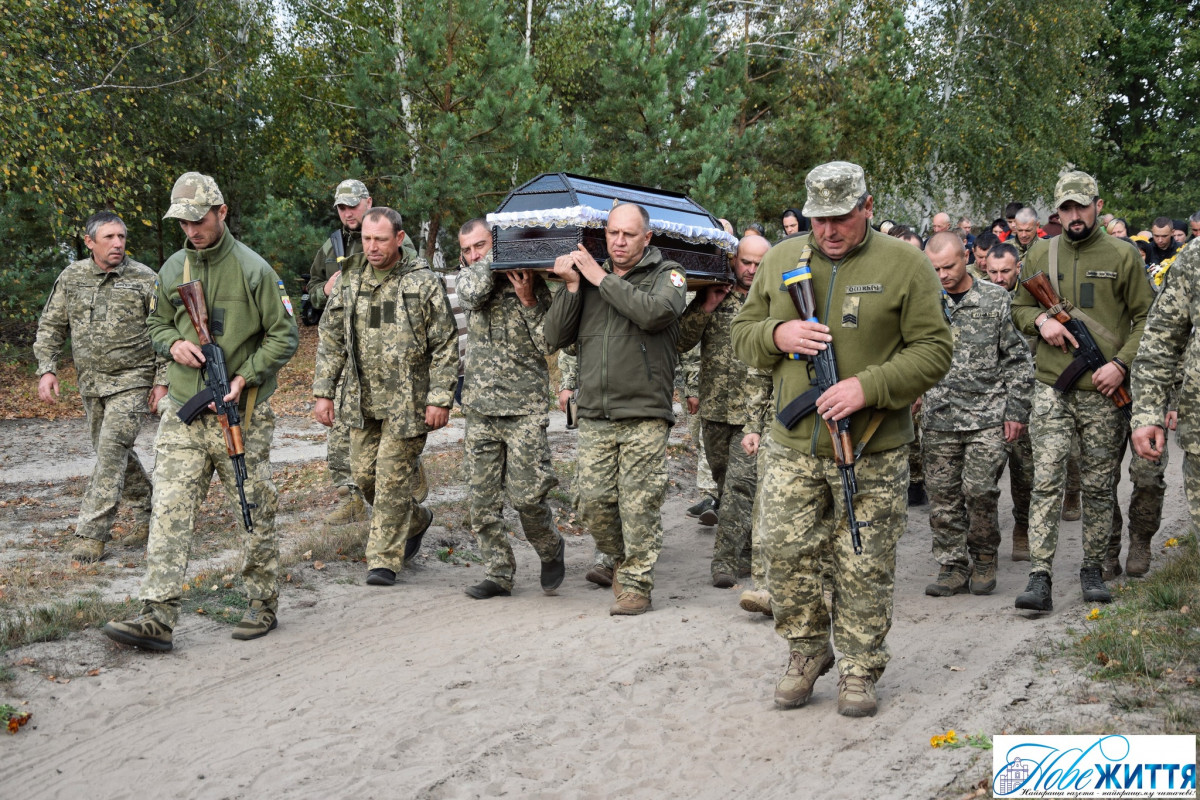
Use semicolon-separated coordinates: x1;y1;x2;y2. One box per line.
1054;171;1098;209
164;173;224;221
802;161;868;218
333;179;370;207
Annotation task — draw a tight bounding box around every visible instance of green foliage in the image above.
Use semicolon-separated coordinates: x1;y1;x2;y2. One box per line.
1089;0;1200;226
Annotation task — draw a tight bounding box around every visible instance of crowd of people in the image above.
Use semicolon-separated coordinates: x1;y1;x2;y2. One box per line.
33;162;1200;718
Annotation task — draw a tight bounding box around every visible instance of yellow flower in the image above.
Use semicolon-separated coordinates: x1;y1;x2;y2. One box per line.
1164;538;1180;548
1087;608;1101;621
931;734;943;748
945;730;958;745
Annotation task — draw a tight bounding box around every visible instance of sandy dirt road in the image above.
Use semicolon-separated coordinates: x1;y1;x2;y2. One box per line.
0;412;1187;799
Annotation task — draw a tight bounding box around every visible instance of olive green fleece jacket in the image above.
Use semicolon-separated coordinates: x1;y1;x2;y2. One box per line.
730;230;952;457
544;246;686;423
150;228;299;409
1011;224;1153;391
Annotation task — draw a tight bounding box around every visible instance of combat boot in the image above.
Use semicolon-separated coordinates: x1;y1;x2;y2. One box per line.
1015;572;1053;611
739;588;772;617
1080;566;1112;604
837;673;878;717
584;564;613;587
231;598;278;640
969;554;997;595
686;495;716;520
1126;535;1152;577
324;485;366;525
610;591;651;616
1011;523;1030;562
1061;491;1081;521
123;518;150;547
925;564;969;597
71;536;105;563
102;606;173;652
774;644;835;709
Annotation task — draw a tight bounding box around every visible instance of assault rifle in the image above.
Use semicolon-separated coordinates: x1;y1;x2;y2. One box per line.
175;280;258;532
1021;271;1132;421
775;256;868;555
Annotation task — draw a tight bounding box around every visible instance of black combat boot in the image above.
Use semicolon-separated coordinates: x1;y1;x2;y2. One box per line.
1080;566;1112;604
1015;571;1053;611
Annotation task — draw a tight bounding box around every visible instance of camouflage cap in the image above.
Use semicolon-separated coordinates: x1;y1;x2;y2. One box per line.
163;173;224;221
802;161;868;218
1054;170;1099;209
333;179;370;207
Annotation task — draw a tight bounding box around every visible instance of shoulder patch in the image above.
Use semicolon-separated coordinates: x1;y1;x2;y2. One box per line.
149;281;158;314
669;270;685;288
278;279;294;317
845;283;883;294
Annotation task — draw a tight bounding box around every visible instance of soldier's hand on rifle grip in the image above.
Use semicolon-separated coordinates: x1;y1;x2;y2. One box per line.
816;377;865;422
1091;361;1126;397
222;374;246;405
1036;316;1078;353
1132;425;1165;461
772;319;830;357
170;339;206;368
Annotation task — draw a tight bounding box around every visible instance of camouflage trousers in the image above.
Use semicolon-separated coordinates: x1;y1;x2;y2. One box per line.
1027;384;1125;576
465;410;560;591
681;398;716;494
351;418;427;573
760;437;908;679
908;405;924;485
141;396;280;628
1109;431;1168;554
923;426;1008;566
326;374;354;489
1005;429;1034;527
76;388;153;542
1184;449;1200;539
703;419;757;578
576;417;670;597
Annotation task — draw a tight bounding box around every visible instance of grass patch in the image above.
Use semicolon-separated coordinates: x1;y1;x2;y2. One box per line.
178;569;250;626
1067;534;1200;729
0;593;139;649
288;523;368;565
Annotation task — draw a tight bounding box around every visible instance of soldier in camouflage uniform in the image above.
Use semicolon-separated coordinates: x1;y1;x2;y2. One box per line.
678;235;771;587
310;180;371;524
1132;240;1200;539
1011;171;1154;611
921;233;1033;597
732;162;952;717
454;219;564;599
680;340;720;524
985;243;1037;559
34;211;167;563
1010;208;1042;263
737;366;775;616
313;207;458;587
103;173;299;651
545;203;686;616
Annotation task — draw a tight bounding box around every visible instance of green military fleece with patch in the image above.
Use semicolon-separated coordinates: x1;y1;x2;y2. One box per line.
731;229;953;457
150;228;299;408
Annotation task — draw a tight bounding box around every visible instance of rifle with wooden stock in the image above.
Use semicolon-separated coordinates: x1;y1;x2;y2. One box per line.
1020;271;1132;420
775;254;868;555
175;280;258;532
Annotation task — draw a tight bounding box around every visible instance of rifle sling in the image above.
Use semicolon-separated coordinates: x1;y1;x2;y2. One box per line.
1048;238;1124;349
181;255;258;432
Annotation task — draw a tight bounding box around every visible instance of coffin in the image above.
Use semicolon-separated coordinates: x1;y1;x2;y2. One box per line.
486;173;736;286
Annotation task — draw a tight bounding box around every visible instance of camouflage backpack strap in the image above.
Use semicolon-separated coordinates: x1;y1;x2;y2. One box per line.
1048;235;1123;349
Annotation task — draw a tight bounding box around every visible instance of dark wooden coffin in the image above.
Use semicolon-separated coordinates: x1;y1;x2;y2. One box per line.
487;173;735;286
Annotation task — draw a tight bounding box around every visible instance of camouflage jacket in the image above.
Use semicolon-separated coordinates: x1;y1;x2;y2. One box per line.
922;278;1033;432
151;229;298;408
743;367;774;436
314;250;459;435
307;228;363;310
457;254;552;417
34;257;166;396
677;289;753;425
1132;240;1200;451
